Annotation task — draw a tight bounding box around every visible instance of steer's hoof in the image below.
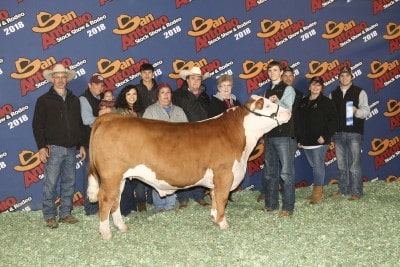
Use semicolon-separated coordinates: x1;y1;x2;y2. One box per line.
100;231;113;240
119;225;130;232
218;218;229;230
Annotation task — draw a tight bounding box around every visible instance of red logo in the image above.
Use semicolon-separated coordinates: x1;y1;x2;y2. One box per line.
95;57;148;90
32;11;93;50
368;137;400;169
187;16;239;52
372;0;398;15
305;59;352;87
367;60;400;93
310;0;336;13
112;13;169;51
325;142;336;167
383;99;400;131
247;143;264;176
257;18;305;53
383;22;400;54
10;57;73;96
321;20;367;53
14;150;44;188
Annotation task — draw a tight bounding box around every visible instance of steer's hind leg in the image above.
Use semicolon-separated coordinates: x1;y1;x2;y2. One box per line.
210;189;217;222
213;173;232;229
111;179;129;233
98;187;113;240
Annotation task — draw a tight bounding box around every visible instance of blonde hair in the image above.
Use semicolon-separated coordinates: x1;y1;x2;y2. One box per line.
216;74;233;87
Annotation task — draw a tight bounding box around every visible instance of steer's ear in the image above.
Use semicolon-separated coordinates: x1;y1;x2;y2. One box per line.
254;98;264;110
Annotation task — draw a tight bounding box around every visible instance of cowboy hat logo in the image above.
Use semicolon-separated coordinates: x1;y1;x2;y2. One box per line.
14;150;41;172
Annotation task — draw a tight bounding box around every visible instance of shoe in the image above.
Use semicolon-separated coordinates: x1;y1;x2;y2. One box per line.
256;193;265;202
179;201;188;209
278;210;293;217
197;199;209;206
59;215;78;224
330;191;344;199
46;218;58;228
348;195;360;201
261;207;275;212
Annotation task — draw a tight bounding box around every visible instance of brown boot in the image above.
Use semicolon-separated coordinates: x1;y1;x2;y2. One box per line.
309;186;324;204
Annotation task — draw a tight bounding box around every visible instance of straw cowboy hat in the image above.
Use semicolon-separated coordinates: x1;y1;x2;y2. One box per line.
43;64;76;83
179;66;210;80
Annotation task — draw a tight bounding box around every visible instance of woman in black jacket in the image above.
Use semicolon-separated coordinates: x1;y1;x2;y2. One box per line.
297;76;338;204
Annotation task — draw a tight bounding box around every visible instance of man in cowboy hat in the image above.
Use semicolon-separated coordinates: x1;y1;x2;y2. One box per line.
32;63;86;228
172;66;211;208
329;66;370;201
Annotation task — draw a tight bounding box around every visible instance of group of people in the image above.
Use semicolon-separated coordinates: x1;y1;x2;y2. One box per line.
259;61;370;218
32;60;369;229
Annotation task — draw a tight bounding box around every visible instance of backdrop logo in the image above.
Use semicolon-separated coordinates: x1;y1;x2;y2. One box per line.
32;11;93;50
325;142;336;166
305;59;352;86
311;0;336;13
372;0;399;15
367;60;400;93
245;0;270;12
13;150;44;188
383;99;400;131
168;58;220;88
95;57;148;90
176;0;195;8
0;10;25;26
187;16;239;52
112;13;170;51
256;18;305;53
10;57;75;96
368;136;400;169
322;20;368;53
383;22;400;54
247;143;264;176
239;59;271;94
99;0;113;6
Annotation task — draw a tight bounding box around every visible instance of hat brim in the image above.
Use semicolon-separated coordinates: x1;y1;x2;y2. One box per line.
43;69;76;83
179;70;210;80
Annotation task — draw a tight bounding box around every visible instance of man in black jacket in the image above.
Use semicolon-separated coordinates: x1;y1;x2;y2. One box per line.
173;66;211;208
32;64;86;228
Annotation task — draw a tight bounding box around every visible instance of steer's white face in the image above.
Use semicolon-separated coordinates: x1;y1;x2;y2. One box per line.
249;95;291;125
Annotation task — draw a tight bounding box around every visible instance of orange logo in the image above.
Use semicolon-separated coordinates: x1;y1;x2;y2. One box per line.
383;22;400;54
367;60;400;93
10;57;72;96
112;13;169;51
257;18;305;53
239;59;271;94
32;11;92;50
13;150;44;188
187;16;238;52
321;20;367;53
305;60;351;86
368;137;400;169
95;57;148;90
384;99;400;131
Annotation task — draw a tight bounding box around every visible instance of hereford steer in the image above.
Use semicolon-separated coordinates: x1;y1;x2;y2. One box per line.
87;95;291;240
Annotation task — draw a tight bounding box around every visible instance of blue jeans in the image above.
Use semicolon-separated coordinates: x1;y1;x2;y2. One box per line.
333;132;363;196
303;145;329;186
42;145;76;220
82;153;99;215
264;137;296;211
152;190;176;212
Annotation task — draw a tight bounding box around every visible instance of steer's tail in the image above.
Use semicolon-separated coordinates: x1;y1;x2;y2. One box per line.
86;117;104;203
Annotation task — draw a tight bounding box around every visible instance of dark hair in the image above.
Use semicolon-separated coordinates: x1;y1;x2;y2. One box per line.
282;66;294;73
115;84;141;112
140;63;154;72
267;60;283;71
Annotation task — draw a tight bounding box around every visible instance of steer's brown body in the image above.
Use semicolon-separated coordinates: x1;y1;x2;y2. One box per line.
88;95;290;239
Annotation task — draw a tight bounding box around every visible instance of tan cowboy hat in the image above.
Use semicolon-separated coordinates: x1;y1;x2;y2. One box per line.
179;66;210;80
43;63;76;83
